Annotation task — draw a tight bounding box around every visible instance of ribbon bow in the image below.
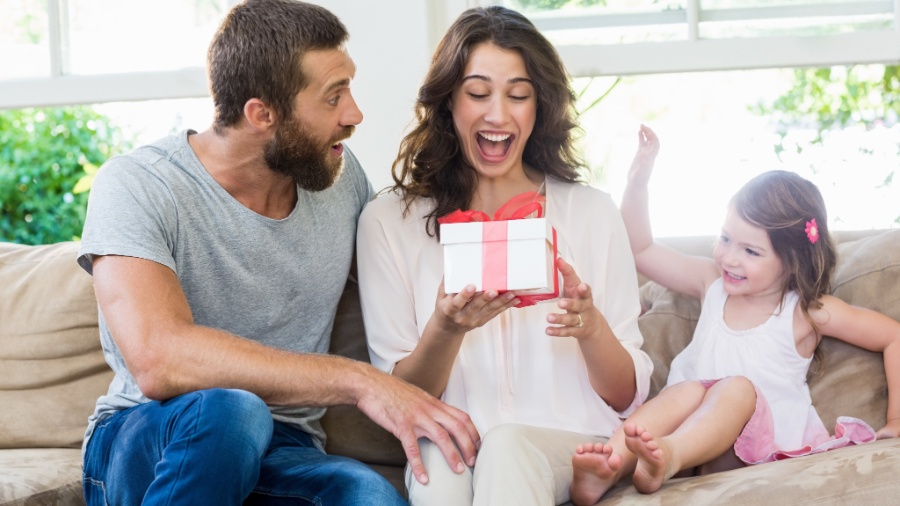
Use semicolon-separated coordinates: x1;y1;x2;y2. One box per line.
438;191;557;308
437;191;545;225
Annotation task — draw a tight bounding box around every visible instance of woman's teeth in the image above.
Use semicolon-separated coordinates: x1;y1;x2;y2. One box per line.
479;132;511;142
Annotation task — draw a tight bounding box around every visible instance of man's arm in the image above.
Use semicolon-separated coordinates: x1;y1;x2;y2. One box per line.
92;254;479;484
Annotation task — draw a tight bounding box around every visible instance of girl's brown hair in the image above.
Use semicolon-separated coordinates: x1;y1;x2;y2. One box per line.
731;170;837;333
392;6;585;237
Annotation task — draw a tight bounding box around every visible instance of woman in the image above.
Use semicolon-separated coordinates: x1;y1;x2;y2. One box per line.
356;6;652;505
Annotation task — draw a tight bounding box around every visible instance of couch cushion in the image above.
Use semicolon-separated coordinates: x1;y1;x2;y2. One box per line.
810;229;900;431
0;448;84;506
0;241;111;449
638;282;699;398
321;269;407;468
601;437;900;505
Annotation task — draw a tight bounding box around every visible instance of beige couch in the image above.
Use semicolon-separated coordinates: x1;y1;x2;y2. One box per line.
1;228;898;505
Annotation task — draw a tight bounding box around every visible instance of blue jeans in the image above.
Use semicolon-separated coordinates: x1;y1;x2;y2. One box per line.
83;388;406;506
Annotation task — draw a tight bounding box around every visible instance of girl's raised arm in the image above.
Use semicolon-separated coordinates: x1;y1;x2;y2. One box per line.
619;125;719;300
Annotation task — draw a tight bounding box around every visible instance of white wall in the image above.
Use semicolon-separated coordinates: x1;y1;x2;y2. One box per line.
315;0;461;192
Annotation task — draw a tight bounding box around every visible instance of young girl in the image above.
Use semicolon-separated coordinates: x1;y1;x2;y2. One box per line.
569;125;900;505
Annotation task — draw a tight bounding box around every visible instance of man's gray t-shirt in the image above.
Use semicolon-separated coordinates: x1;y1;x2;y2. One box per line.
77;130;374;451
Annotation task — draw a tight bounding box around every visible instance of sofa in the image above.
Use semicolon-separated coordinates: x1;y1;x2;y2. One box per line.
1;228;898;505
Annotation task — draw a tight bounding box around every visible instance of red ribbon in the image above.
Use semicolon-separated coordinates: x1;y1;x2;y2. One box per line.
438;191;558;308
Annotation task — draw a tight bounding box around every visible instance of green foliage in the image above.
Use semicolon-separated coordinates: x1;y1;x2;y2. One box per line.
752;64;900;226
752;65;900;146
576;76;621;117
0;107;130;245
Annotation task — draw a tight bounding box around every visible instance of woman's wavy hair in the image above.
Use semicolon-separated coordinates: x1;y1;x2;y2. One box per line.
731;170;837;334
392;6;585;237
208;0;348;134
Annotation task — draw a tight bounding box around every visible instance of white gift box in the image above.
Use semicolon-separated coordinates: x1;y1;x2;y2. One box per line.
440;217;559;298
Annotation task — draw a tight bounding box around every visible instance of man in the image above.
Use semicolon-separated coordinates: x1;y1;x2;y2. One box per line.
77;1;478;504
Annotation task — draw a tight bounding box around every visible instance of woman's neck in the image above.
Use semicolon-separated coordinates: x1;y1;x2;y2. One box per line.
470;165;544;216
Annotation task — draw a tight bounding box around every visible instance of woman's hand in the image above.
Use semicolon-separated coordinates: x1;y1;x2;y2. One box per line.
433;281;519;336
545;257;610;340
392;282;519;397
545;257;637;410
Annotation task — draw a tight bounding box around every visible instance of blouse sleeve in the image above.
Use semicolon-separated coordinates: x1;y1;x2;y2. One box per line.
355;194;424;373
566;185;653;416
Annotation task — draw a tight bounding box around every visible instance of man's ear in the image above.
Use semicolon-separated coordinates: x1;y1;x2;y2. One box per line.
244;98;277;131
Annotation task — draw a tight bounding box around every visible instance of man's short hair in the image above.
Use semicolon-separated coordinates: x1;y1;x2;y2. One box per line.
208;0;349;133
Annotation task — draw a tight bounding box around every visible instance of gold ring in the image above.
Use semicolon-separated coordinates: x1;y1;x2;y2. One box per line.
575;314;584;328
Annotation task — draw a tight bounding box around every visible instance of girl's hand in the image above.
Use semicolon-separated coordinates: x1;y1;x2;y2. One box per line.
433;281;518;336
546;257;609;340
875;419;900;440
627;124;660;187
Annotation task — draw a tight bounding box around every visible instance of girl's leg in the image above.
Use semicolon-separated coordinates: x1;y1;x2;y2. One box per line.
626;376;756;494
570;380;712;506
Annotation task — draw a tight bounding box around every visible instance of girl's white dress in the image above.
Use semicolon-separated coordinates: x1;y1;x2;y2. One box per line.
667;279;875;463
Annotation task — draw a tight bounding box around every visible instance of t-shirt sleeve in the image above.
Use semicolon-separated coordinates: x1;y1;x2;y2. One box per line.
77;154;178;275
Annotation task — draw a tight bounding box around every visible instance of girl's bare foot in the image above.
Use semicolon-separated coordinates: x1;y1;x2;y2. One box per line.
570;442;622;506
623;422;674;494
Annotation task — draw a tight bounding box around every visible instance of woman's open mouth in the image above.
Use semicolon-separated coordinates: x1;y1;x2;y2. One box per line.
476;132;512;162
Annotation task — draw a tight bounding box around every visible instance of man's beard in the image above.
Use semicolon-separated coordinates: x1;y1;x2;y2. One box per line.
264;117;354;192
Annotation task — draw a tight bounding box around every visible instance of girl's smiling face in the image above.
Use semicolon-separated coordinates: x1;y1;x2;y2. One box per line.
714;206;787;300
449;42;536;182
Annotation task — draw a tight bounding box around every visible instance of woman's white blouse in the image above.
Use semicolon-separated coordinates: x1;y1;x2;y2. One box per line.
356;178;652;437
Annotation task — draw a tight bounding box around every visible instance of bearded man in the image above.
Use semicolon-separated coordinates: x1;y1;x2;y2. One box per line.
76;1;479;505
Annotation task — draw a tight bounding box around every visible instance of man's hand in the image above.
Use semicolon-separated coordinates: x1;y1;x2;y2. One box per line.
355;368;480;485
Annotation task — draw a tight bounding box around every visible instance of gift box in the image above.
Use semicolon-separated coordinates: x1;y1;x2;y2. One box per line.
440;217;559;305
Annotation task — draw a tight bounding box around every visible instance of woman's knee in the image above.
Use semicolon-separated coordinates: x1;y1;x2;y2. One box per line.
479;424;533;452
406;439;473;505
476;424;543;470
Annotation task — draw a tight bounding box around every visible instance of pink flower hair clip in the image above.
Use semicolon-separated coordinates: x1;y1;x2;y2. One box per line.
805;219;819;244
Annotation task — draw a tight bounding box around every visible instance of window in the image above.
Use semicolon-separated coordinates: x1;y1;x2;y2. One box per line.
498;0;900;235
2;0;897;239
0;0;235;109
504;0;900;76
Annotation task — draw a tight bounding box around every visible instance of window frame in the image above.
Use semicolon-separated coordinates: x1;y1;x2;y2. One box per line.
1;0;898;109
519;0;900;77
